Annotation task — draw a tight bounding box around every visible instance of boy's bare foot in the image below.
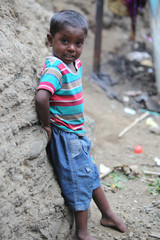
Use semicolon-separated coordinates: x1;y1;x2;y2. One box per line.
100;212;127;233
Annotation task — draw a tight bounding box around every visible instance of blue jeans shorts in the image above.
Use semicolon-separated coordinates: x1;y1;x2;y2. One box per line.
50;125;101;211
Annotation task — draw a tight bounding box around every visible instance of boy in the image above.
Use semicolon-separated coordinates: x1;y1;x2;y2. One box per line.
35;10;127;240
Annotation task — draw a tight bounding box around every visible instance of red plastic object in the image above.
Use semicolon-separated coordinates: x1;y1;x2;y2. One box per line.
134;145;143;154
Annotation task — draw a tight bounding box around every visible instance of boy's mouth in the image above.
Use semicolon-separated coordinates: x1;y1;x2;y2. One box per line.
64;55;75;59
63;55;76;63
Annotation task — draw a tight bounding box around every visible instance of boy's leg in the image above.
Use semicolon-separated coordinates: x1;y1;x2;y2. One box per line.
92;186;127;232
72;210;97;240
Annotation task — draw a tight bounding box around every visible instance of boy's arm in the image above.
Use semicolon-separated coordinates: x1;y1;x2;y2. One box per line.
35;89;52;142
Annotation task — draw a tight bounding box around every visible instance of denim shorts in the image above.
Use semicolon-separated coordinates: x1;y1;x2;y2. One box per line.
50;125;101;211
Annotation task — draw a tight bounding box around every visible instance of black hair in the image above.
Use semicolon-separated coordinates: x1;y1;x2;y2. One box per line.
50;10;88;37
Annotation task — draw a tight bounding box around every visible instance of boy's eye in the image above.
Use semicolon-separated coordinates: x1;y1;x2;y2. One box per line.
76;41;83;47
61;39;68;44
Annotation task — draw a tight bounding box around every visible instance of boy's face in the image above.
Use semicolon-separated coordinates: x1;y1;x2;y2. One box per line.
47;25;86;65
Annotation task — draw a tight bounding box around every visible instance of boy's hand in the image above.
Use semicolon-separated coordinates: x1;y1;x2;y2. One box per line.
43;125;52;143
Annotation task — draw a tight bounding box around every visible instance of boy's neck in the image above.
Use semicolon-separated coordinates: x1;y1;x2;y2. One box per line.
67;62;77;73
52;55;77;73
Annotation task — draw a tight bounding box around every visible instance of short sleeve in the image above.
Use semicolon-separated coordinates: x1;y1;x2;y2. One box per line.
37;60;62;95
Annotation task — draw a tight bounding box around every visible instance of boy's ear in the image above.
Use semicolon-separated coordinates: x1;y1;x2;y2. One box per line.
47;33;53;47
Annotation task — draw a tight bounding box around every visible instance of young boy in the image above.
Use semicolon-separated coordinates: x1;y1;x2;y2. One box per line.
35;10;127;240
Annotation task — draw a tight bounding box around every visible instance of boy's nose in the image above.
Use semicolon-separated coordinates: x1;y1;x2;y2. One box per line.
68;44;75;52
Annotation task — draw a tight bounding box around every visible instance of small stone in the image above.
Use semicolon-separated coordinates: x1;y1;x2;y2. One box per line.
129;231;134;237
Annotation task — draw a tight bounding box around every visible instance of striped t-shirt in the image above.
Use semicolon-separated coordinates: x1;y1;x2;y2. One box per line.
37;56;86;135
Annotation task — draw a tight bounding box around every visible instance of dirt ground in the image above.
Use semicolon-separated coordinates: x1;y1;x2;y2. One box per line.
80;8;160;240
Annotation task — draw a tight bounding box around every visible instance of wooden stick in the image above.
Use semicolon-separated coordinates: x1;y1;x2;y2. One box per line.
149;232;160;239
143;170;160;176
118;111;149;137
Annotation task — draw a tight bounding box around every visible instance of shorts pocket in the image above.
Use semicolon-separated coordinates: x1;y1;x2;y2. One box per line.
68;139;81;158
80;139;88;155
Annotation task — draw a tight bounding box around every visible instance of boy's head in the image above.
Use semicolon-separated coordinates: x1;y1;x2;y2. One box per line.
49;10;88;37
47;10;88;65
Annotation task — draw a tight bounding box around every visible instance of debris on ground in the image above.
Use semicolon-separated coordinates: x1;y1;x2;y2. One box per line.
147;177;160;195
134;144;143;154
143;170;160;176
118;111;149;137
148;125;160;135
146;117;160;135
101;164;142;192
91;40;160;115
114;164;142;178
146;117;159;127
123;107;136;115
149;232;160;239
90;72;121;101
101;163;160;196
126;51;151;62
101;170;129;192
154;157;160;166
99;163;112;179
102;42;160;112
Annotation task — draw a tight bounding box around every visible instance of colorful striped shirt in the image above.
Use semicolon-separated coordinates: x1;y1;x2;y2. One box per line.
37;56;86;135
